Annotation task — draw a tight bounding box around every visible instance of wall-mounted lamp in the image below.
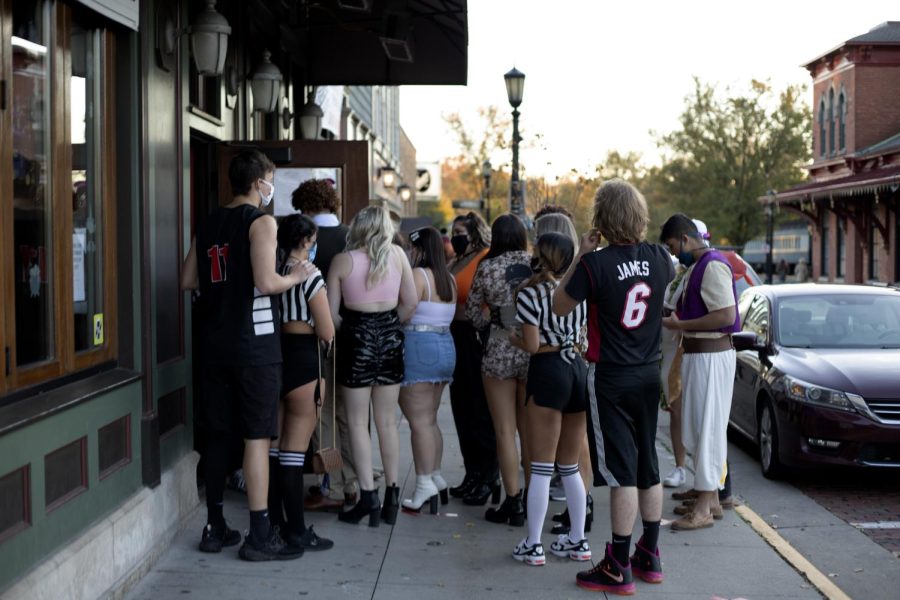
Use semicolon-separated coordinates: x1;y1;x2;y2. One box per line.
380;167;397;188
299;90;324;139
191;1;231;75
398;184;412;202
250;50;283;113
156;0;230;76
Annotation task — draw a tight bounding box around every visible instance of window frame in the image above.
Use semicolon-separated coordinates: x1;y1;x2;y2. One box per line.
0;0;117;396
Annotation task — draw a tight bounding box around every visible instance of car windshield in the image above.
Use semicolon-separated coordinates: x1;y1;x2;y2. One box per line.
777;294;900;349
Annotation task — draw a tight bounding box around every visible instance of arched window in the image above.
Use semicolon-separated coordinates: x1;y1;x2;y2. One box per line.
828;88;835;155
818;97;826;158
838;90;846;151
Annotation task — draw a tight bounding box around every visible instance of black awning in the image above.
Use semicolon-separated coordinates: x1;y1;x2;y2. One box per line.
249;0;467;85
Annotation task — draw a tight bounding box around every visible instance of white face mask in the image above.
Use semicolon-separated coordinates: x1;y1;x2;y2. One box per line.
258;179;275;207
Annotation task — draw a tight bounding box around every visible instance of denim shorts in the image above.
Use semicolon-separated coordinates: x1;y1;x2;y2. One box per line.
403;329;456;385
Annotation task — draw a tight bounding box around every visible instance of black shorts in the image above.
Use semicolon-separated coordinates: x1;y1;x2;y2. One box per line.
201;363;281;440
336;309;404;388
525;352;587;414
282;333;322;395
585;362;660;489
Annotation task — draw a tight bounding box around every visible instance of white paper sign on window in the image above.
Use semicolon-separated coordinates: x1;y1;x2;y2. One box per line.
73;228;86;303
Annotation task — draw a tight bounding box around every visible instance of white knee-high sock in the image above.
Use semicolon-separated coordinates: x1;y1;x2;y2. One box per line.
559;463;586;542
527;462;554;546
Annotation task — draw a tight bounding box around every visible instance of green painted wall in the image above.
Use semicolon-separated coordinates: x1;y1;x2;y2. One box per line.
0;381;143;589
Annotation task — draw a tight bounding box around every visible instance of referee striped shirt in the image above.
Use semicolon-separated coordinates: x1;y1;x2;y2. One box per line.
279;263;326;326
516;281;586;363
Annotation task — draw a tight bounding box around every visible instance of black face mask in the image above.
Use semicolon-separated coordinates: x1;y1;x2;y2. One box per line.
450;234;469;257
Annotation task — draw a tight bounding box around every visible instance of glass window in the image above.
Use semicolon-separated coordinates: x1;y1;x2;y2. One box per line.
742;294;769;341
818;98;826;158
869;220;880;281
12;1;54;367
821;219;830;278
71;23;104;353
827;89;835;155
777;295;900;348
838;92;846;151
837;219;845;278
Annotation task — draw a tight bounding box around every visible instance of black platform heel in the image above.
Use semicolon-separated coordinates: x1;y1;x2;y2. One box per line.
463;479;501;506
449;473;477;498
485;490;525;526
338;489;381;527
551;493;593;535
381;484;399;525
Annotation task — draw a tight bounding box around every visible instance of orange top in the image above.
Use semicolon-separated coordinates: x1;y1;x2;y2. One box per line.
454;248;489;305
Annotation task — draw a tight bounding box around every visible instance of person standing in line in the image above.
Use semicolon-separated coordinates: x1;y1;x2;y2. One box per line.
447;213;499;503
327;206;417;527
399;227;457;513
271;214;335;552
466;214;532;526
290;178;358;511
660;214;740;531
510;233;591;567
777;259;789;283
181;149;316;561
553;179;674;594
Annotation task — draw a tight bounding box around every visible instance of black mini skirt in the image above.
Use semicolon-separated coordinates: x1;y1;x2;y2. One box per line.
282;333;321;395
336;309;404;388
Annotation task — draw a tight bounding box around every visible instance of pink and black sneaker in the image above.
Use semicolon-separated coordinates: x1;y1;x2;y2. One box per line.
575;543;635;595
630;540;663;583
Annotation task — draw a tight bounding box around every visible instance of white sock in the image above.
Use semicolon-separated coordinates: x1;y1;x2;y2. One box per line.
527;462;554;546
559;463;586;542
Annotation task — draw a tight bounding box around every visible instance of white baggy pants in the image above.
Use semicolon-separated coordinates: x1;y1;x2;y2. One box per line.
680;349;735;491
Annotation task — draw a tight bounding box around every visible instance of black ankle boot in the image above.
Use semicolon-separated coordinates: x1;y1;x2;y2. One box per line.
449;473;478;498
551;493;593;535
463;478;501;506
381;484;399;525
485;490;525;526
338;489;381;527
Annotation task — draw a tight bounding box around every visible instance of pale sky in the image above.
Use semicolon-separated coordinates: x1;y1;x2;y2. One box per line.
400;1;898;179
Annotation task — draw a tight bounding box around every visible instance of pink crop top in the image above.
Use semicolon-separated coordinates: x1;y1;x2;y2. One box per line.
409;268;455;327
341;249;402;304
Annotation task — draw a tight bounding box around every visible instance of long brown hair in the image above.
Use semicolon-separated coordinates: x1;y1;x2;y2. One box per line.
408;227;455;302
518;232;575;293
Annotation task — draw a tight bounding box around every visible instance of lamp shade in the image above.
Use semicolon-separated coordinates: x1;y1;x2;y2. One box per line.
380;167;397;188
250;50;282;113
504;67;525;108
299;97;324;140
398;184;412;202
482;159;492;179
190;1;231;76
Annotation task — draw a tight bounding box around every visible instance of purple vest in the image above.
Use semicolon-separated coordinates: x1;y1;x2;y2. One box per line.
676;250;741;333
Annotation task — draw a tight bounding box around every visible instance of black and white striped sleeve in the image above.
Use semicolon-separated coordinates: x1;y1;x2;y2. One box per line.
516;286;541;327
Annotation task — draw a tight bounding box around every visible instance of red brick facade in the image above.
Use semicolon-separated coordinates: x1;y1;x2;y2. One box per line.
772;22;900;285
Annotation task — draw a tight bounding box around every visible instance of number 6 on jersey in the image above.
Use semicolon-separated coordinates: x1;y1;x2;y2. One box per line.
621;282;651;329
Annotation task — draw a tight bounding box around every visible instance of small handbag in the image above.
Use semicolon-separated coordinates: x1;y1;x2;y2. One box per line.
312;340;344;474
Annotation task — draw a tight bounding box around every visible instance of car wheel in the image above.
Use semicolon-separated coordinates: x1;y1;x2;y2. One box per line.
758;399;784;479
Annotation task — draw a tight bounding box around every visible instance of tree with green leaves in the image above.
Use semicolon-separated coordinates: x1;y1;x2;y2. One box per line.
657;78;811;246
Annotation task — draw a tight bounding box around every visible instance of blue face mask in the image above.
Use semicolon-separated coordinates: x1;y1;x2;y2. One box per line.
308;242;318;263
676;238;695;267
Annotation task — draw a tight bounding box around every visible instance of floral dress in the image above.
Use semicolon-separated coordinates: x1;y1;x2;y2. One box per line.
465;250;532;380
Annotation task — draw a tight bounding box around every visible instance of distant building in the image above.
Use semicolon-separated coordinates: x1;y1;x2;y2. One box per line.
767;21;900;284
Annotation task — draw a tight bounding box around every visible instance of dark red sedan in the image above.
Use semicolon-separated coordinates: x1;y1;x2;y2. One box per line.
730;284;900;478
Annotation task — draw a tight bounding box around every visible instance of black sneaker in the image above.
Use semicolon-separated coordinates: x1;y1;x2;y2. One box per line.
286;525;334;552
198;523;241;553
630;540;663;584
575;543;635;595
238;527;304;562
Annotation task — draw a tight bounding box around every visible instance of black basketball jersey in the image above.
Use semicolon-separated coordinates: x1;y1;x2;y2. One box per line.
196;204;281;366
565;242;674;366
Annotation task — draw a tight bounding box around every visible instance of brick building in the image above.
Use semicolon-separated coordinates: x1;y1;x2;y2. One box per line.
769;21;900;284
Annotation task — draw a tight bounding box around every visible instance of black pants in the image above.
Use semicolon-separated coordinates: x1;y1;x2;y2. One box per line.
449;320;498;479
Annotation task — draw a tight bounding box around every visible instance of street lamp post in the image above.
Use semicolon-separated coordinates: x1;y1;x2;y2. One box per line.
504;67;525;218
482;159;492;224
765;189;776;284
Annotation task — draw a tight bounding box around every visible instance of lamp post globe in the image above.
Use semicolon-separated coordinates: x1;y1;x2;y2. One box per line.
482;159;492;223
504;67;525;217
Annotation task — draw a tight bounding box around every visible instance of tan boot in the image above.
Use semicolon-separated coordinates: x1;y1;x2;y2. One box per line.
674;504;723;519
671;511;714;530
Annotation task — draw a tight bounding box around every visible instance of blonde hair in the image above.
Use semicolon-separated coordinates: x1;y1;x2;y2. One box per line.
592;179;649;244
346;206;395;288
535;213;578;249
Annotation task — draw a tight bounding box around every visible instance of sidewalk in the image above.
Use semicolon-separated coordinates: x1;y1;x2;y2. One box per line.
126;393;823;600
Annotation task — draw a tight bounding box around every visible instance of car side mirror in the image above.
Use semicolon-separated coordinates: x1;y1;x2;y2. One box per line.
733;331;766;352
